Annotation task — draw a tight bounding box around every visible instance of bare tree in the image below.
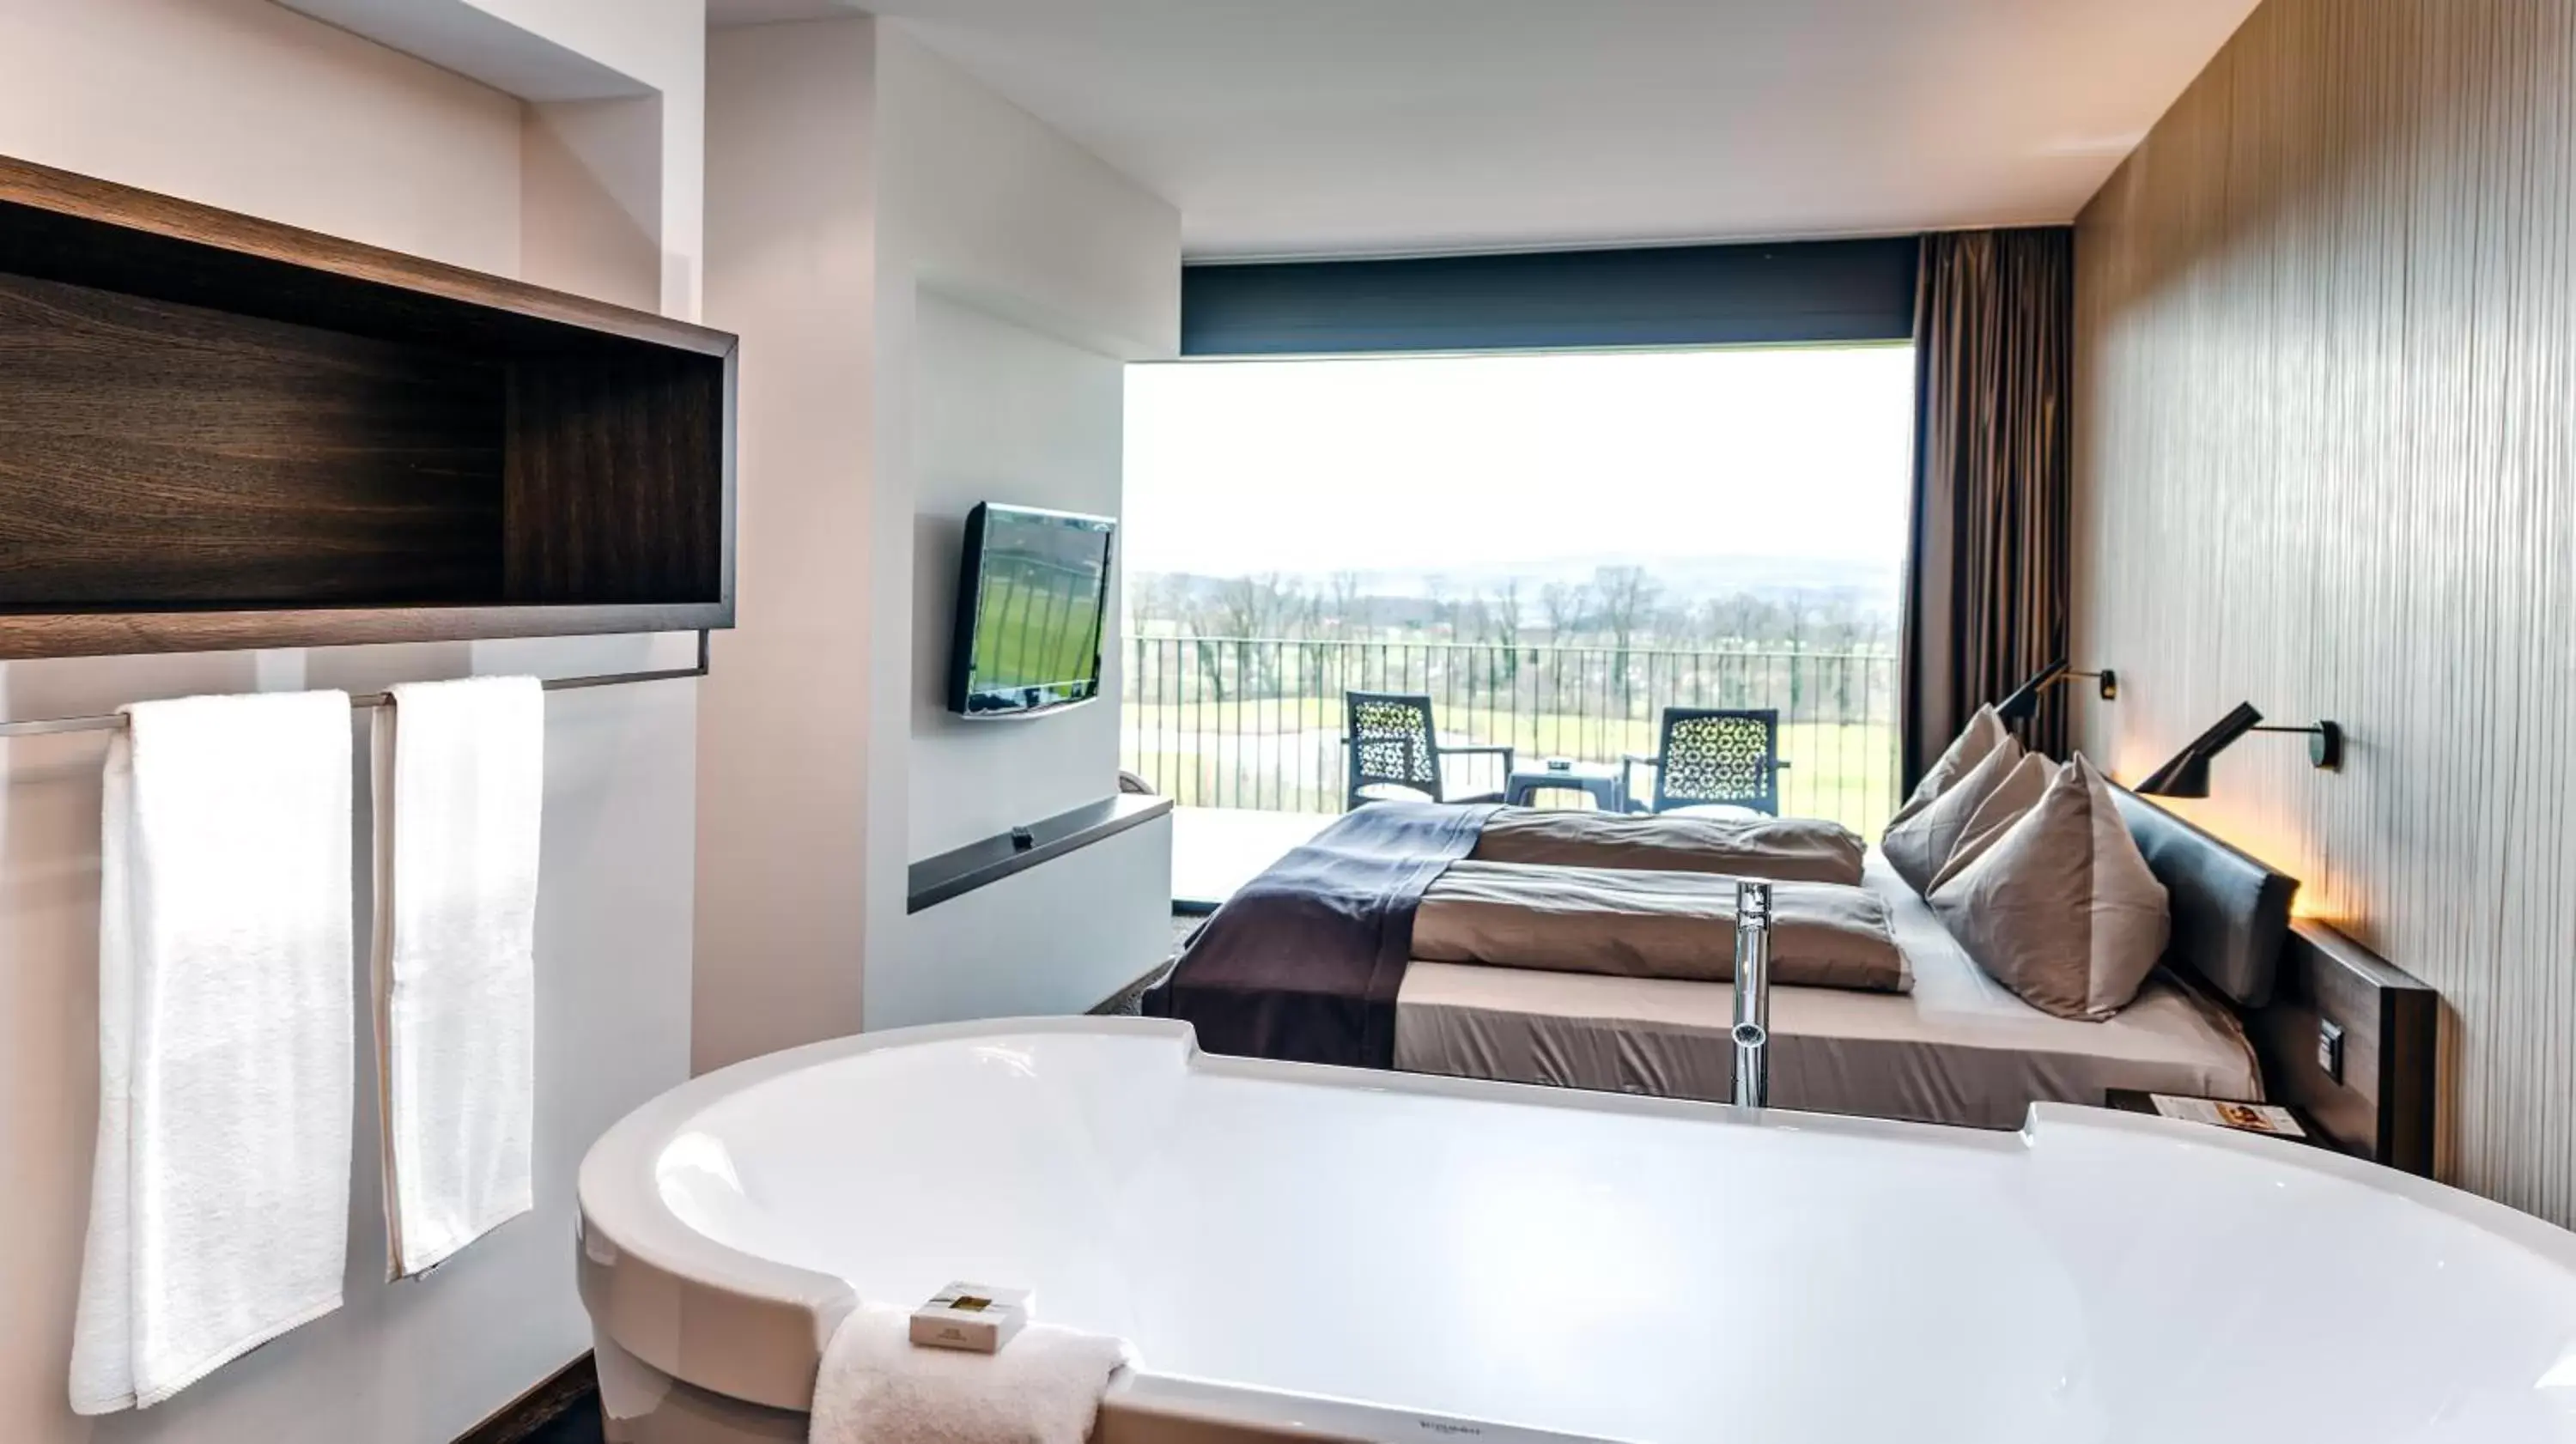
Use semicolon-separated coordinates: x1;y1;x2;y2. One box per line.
1216;572;1303;638
1592;565;1662;708
1814;596;1866;719
1180;593;1230;703
1485;580;1524;691
1780;589;1816;713
1538;581;1589;701
1448;595;1490;701
1127;571;1184;632
1540;581;1589;643
1214;573;1306;696
1424;573;1455;640
1324;570;1373;637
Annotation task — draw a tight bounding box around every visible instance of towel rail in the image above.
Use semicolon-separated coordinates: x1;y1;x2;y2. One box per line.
0;630;711;739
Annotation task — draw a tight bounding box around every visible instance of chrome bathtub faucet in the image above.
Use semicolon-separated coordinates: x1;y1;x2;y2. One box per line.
1732;879;1771;1110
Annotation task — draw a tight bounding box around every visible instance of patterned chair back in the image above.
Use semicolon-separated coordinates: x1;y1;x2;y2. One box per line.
1346;691;1443;804
1651;707;1782;814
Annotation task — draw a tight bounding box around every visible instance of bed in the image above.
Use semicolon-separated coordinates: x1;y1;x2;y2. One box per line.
1395;852;2263;1129
1147;791;2439;1173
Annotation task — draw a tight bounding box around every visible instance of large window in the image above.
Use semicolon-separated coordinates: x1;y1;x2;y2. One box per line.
1121;344;1915;833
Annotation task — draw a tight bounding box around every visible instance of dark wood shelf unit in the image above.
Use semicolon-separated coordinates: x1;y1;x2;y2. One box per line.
908;796;1174;913
0;155;736;659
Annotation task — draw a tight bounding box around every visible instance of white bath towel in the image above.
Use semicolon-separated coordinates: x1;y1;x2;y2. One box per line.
370;676;544;1278
70;690;355;1415
810;1305;1133;1444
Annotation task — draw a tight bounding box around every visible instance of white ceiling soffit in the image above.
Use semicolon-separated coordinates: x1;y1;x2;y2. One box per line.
275;0;652;101
710;0;2257;260
707;0;853;24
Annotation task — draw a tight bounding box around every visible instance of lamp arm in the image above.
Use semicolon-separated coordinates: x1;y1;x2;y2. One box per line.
2253;721;2344;769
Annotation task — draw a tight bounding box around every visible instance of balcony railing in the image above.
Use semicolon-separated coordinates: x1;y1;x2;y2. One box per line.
1120;636;1901;836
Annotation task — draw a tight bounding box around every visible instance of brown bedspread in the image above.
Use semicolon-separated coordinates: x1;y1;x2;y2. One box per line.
1413;861;1909;992
1469;808;1864;885
1145;800;1499;1068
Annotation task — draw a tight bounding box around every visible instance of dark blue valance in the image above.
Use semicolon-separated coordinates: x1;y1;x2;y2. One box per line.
1181;237;1921;356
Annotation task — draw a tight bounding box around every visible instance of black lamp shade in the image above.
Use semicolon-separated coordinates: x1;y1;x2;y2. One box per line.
2136;702;2265;798
1996;658;2069;724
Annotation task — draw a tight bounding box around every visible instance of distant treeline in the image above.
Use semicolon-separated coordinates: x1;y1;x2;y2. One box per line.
1128;566;1895;654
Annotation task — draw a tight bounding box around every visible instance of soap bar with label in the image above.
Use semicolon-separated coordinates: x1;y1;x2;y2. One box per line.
909;1283;1030;1354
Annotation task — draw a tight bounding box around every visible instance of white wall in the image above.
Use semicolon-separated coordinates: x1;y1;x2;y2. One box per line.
869;27;1179;1030
0;0;527;272
0;3;706;1441
524;94;666;312
473;0;706;316
908;292;1127;858
693;16;882;1071
696;17;1180;1065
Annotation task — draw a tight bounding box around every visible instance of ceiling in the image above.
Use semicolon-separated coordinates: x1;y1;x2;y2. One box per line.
707;0;2258;261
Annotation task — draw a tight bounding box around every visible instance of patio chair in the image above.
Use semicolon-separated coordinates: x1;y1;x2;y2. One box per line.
1621;707;1787;815
1343;691;1513;810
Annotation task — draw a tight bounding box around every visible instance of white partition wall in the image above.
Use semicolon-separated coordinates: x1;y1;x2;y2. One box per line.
697;17;1182;1065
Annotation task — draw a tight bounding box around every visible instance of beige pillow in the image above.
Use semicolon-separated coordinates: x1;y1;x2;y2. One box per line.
1928;755;2170;1021
1881;734;2025;895
1886;705;2010;830
1927;752;2053;894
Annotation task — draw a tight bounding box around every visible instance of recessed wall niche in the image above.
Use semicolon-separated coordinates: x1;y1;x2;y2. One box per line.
0;153;734;658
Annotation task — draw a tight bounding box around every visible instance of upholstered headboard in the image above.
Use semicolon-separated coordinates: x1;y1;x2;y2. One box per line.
2108;786;2438;1175
2109;786;2296;1009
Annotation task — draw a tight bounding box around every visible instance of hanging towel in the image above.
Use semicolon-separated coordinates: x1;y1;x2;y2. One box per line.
811;1305;1134;1444
370;675;544;1279
70;689;355;1415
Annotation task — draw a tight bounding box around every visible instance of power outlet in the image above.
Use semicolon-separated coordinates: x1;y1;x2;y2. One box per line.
2317;1019;2345;1083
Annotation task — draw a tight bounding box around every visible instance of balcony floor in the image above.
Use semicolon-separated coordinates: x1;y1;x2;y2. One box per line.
1172;805;1335;914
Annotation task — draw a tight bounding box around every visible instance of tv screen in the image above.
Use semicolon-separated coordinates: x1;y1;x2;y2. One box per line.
946;503;1116;717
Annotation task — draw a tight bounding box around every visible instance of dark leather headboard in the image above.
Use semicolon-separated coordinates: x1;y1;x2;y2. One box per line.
2108;787;2298;1009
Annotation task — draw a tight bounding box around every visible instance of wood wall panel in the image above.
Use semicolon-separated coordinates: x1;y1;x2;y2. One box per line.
2075;0;2576;1219
0;270;504;605
0;151;736;657
503;349;726;605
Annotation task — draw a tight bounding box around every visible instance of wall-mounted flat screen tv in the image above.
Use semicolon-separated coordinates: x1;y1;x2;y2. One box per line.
946;502;1116;718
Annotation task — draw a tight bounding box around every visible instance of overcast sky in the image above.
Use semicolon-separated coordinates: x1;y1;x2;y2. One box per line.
1122;344;1916;581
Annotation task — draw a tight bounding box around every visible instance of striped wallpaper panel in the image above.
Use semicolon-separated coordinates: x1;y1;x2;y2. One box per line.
2075;0;2576;1220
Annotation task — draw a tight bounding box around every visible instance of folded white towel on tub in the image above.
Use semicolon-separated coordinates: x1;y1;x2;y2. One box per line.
71;690;355;1414
371;675;544;1277
810;1305;1133;1444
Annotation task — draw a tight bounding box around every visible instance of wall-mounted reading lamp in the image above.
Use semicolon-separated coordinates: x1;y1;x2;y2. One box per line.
2135;701;2344;798
1995;657;2120;724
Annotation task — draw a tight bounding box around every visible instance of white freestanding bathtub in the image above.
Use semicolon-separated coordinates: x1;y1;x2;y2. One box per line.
578;1017;2576;1443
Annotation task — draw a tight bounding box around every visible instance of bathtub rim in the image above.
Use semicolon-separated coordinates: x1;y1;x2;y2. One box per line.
577;1014;2576;1431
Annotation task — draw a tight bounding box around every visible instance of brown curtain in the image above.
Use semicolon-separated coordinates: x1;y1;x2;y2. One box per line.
1900;228;2074;790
